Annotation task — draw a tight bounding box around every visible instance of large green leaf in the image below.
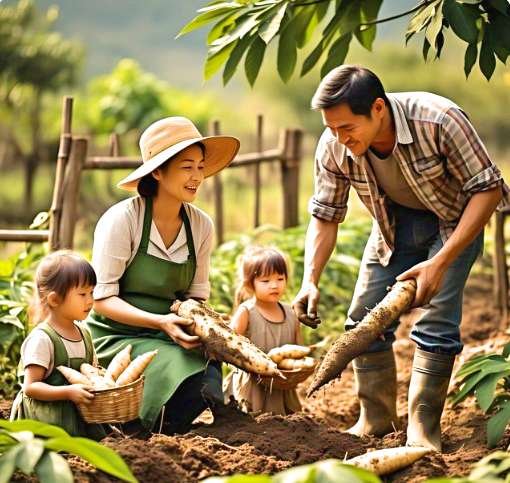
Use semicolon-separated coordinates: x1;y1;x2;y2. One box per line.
16;439;45;474
443;0;479;43
456;355;507;379
475;370;510;412
277;21;297;82
406;1;438;42
321;33;352;77
205;41;237;80
479;27;496;80
464;42;478;77
292;6;320;49
259;3;287;44
35;451;73;483
0;445;22;483
244;35;266;87
177;5;242;38
45;437;136;482
0;420;69;439
207;11;243;44
223;34;254;85
355;0;382;52
487;400;510;447
425;3;444;49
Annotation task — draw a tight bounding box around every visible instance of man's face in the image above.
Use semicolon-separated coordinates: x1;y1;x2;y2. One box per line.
321;100;384;156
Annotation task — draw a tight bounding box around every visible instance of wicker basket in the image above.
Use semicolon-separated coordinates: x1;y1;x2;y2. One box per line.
78;376;144;424
258;364;316;391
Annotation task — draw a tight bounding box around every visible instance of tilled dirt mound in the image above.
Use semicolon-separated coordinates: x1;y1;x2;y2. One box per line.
6;273;510;482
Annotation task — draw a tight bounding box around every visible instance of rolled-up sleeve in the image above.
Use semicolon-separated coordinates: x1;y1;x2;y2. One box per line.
440;108;503;196
92;202;135;300
185;213;213;300
308;131;350;223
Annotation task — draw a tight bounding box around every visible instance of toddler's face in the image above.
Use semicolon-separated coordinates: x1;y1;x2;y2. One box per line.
60;284;95;321
253;272;286;303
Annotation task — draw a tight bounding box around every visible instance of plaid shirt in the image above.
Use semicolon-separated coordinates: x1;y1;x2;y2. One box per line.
309;92;508;266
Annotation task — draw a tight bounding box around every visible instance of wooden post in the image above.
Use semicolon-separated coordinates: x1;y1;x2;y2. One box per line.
254;115;263;228
59;137;87;249
49;96;73;251
494;210;509;328
211;120;224;245
280;129;302;228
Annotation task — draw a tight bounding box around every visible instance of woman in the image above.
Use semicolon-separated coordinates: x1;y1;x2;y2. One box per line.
87;117;239;433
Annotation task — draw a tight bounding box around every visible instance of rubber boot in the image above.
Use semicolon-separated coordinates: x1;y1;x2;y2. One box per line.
406;347;455;452
347;350;399;437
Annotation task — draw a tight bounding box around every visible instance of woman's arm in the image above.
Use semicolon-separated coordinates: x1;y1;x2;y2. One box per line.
23;365;94;405
94;297;201;350
230;306;249;336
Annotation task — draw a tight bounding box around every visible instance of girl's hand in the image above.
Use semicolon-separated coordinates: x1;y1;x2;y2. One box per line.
67;384;95;405
157;313;202;350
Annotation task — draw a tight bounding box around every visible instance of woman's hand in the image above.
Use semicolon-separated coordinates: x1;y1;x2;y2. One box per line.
66;384;95;405
157;313;202;350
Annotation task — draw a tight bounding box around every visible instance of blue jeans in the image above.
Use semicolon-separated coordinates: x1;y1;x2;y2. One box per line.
345;204;483;355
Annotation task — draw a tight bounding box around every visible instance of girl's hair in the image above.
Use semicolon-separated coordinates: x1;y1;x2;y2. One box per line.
137;141;206;197
31;250;96;324
234;246;289;308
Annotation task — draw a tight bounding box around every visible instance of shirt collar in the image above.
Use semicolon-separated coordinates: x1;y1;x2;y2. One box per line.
346;93;414;163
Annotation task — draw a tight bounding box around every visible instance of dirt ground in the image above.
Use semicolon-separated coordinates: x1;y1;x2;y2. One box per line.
3;273;509;482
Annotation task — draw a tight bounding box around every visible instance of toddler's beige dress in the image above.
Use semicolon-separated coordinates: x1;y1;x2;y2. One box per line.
224;299;302;415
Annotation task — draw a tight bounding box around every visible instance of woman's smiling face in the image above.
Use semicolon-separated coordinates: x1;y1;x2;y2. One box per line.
152;144;205;202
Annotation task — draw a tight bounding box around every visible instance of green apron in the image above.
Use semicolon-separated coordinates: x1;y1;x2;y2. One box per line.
87;197;207;429
11;322;105;440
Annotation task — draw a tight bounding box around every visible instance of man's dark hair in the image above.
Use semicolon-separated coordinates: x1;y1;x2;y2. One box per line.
311;65;389;116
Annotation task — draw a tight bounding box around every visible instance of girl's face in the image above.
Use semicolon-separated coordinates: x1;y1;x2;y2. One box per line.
56;284;95;322
252;272;287;303
152;144;205;203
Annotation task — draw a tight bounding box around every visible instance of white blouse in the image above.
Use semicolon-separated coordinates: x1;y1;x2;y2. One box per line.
92;196;214;301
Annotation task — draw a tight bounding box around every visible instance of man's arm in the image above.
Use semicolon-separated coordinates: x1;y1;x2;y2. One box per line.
398;186;502;306
292;216;338;327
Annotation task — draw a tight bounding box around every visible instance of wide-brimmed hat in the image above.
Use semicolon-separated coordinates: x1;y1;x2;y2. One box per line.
117;117;240;191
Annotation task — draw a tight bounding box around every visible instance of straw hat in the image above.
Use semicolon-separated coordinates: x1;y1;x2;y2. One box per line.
117;117;240;191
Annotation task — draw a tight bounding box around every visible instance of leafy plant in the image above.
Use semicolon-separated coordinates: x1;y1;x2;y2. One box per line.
0;238;46;397
451;342;510;448
208;219;369;345
0;419;136;483
178;0;510;86
204;458;382;483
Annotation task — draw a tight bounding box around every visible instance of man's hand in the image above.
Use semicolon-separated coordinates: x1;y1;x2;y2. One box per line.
157;313;202;350
396;257;447;307
292;283;321;328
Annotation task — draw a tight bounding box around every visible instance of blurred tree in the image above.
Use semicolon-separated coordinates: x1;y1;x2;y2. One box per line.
0;0;83;212
179;0;510;86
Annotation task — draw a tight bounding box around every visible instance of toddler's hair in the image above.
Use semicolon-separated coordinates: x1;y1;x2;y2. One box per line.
234;246;289;308
31;250;96;324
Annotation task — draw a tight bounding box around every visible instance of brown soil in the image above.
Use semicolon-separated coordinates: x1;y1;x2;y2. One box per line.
5;273;509;482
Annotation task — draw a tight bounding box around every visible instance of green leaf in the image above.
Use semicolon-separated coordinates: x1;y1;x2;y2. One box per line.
0;432;17;452
503;343;510;359
0;420;69;439
479;27;496;80
464;42;478;77
0;446;22;483
456;355;506;379
406;1;438;43
356;0;383;52
204;41;237;80
488;0;510;15
16;439;45;474
45;437;137;483
35;451;73;483
292;6;319;49
425;4;444;49
259;4;287;44
207;11;242;44
321;34;352;78
494;44;509;63
244;35;266;87
475;370;510;412
277;20;297;82
423;38;431;61
177;5;242;38
487;400;510;447
222;34;254;85
443;0;479;43
434;31;445;58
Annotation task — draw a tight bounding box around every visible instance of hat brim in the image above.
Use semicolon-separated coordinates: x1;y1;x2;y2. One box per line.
117;135;240;192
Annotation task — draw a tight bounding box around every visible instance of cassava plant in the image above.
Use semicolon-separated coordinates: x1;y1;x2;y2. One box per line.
0;419;136;483
451;342;510;448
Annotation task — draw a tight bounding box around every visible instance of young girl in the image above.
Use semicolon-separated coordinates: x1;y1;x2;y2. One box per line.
10;251;105;440
224;246;303;415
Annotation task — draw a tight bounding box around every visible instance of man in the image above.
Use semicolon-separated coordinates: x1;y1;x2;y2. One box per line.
293;65;506;451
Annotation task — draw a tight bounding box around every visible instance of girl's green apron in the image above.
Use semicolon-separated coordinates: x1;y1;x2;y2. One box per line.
87;197;207;429
11;322;105;440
